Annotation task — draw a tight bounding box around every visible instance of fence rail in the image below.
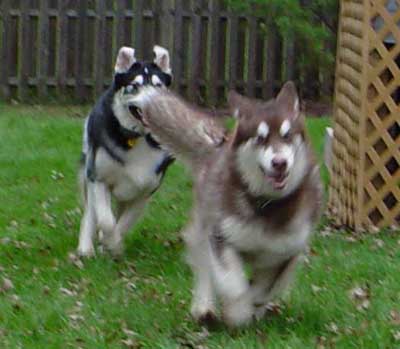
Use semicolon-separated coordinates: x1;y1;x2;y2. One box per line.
0;0;333;105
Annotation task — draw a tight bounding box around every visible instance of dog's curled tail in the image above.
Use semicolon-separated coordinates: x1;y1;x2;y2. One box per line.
132;87;225;169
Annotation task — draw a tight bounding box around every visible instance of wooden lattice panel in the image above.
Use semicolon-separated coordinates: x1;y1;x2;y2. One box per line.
329;0;400;231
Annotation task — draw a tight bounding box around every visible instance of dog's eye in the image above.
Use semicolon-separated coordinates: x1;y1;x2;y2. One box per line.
256;135;268;144
125;84;138;94
282;132;291;141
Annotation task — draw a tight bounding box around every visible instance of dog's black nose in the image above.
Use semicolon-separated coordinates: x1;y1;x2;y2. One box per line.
272;157;287;172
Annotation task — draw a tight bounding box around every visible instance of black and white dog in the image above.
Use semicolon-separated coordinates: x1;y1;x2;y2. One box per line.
77;45;174;257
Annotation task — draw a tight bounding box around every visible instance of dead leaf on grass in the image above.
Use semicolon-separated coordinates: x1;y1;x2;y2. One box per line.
326;322;339;335
68;252;84;269
60;287;77;297
392;330;400;341
1;277;14;293
121;338;139;348
349;285;370;312
390;310;400;326
311;284;325;294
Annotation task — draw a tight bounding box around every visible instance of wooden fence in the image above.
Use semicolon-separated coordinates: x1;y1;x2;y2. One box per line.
0;0;333;105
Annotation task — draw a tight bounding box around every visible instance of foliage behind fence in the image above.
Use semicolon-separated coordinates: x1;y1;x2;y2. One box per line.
0;0;336;106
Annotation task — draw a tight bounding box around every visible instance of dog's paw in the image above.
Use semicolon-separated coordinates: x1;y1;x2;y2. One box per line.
222;298;253;328
191;301;217;325
76;246;95;258
103;239;124;258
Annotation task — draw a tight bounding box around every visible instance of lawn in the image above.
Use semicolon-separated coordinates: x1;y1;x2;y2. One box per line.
0;104;399;349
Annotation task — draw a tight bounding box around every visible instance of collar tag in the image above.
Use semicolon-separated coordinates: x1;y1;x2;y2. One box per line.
127;137;138;148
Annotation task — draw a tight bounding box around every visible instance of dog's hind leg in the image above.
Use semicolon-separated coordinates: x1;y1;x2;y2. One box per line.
93;181;116;246
77;178;97;257
184;221;217;325
105;198;147;256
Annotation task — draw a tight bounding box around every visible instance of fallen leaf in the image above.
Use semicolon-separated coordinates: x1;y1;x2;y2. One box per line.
356;299;370;311
311;284;324;294
68;253;84;269
121;338;139;348
326;322;339;334
122;328;137;337
1;278;14;292
60;287;77;297
69;314;84;322
392;330;400;341
316;336;327;349
390;310;400;326
349;286;368;300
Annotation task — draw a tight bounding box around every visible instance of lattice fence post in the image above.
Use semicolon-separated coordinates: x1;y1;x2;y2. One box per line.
329;0;400;231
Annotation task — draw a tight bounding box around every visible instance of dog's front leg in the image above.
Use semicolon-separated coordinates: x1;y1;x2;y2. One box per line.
105;198;147;256
93;181;116;247
184;223;217;325
77;180;97;256
251;255;299;319
211;246;253;327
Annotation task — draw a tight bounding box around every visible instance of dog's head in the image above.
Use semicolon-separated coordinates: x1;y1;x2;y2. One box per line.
229;82;310;198
111;45;172;132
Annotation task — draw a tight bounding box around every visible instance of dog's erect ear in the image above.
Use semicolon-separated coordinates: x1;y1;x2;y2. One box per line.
153;45;171;74
276;81;300;120
115;46;136;73
228;90;255;119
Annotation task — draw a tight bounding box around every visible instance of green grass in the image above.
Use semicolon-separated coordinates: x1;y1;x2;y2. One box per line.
1;105;400;348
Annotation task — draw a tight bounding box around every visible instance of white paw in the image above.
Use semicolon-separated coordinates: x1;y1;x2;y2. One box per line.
103;238;123;257
77;245;95;257
191;299;217;321
222;297;253;327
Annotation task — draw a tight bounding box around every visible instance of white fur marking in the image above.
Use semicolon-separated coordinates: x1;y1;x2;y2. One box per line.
257;122;269;138
280;120;291;137
144;67;149;74
130;86;159;109
151;75;162;86
134;75;144;85
233;108;239;119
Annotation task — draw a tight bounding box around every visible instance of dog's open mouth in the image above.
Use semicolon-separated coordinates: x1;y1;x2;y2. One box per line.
128;105;148;126
259;166;288;190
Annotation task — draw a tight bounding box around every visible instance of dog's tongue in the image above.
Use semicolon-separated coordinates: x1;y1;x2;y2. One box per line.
268;173;287;190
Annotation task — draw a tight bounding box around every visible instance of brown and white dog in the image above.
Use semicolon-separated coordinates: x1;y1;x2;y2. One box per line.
130;82;323;327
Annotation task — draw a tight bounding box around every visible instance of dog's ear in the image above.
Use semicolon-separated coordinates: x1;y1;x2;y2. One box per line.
115;46;136;73
153;45;171;74
228;90;254;120
276;81;300;121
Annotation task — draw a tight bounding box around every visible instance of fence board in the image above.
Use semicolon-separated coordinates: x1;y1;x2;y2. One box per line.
76;0;87;101
94;0;106;96
134;0;144;58
247;17;257;97
1;0;11;98
19;1;30;100
228;13;238;92
189;1;201;102
38;0;49;99
209;0;219;105
172;0;183;94
57;1;67;96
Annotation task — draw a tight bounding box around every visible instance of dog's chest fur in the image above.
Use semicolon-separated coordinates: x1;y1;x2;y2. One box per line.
95;139;168;201
221;211;311;267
